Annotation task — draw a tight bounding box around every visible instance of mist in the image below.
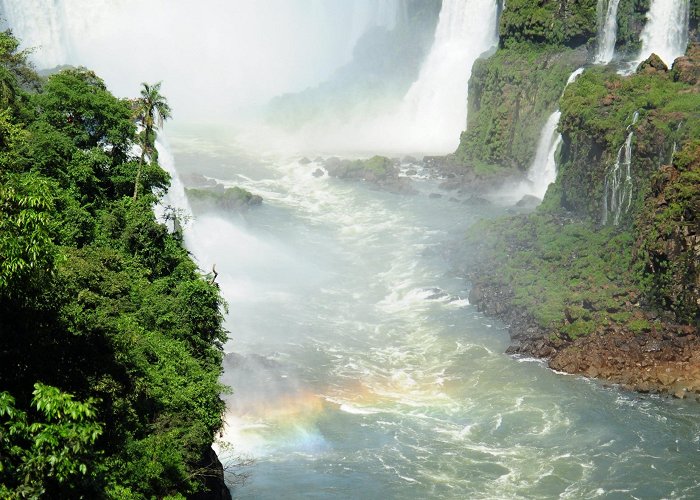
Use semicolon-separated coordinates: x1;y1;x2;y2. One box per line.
1;0;402;124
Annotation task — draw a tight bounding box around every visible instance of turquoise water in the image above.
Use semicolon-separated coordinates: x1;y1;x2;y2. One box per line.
170;129;700;499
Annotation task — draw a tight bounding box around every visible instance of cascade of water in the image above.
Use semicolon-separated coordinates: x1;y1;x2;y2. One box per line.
636;0;690;66
603;111;639;225
524;68;585;200
152;134;193;233
526;112;562;199
398;0;499;152
594;0;622;64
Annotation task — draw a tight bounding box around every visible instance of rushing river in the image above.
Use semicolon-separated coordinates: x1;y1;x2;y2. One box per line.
168;127;700;499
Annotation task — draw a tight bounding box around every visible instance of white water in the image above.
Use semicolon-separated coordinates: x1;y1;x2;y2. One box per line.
594;0;621;64
3;3;700;497
397;0;499;152
525;112;563;200
636;0;690;66
603;111;639;225
153;134;193;232
169;131;700;498
508;68;584;204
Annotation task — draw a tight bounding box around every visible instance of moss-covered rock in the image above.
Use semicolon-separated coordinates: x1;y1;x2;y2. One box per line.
614;0;652;55
455;43;587;174
557;46;698;223
186;185;262;214
463;43;699;395
324;155;415;193
634;140;700;324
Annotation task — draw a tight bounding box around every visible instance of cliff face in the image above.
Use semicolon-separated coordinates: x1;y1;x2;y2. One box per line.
454;0;658;177
556;43;700;322
460;0;699;396
454;0;596;175
455;44;586;173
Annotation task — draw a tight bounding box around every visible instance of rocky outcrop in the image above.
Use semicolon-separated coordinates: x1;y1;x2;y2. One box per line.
463;43;700;399
550;327;700;397
468;276;700;399
189;447;232;500
634;141;700;325
186;185;262;214
324;156;415;194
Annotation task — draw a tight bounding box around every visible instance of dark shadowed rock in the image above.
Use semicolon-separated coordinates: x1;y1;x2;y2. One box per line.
312;168;325;178
189;447;232;500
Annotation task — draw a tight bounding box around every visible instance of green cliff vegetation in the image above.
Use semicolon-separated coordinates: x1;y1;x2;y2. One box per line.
455;43;586;174
454;0;658;179
0;31;228;498
453;0;594;177
466;43;700;340
499;0;598;48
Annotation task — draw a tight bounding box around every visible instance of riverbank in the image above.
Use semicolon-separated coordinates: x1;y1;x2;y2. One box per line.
469;276;700;399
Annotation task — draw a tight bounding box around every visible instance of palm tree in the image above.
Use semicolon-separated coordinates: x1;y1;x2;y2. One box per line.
132;81;171;200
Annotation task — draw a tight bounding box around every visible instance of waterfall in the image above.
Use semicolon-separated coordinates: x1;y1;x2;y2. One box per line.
594;0;621;64
636;0;690;66
526;112;563;199
397;0;499;152
524;68;585;200
603;112;639;225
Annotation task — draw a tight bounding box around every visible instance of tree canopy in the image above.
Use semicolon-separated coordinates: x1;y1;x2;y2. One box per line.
0;29;228;498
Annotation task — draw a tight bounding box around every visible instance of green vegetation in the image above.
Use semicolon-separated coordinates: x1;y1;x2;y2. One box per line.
0;31;227;497
466;213;642;338
455;43;586;174
615;0;651;55
558;53;698;221
133;81;172;200
499;0;598;48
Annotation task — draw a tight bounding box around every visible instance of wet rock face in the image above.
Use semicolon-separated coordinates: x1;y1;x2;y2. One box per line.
189;447;232;500
635;144;700;325
671;42;700;85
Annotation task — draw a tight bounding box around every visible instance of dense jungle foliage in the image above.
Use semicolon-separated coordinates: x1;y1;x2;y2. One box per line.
0;31;228;499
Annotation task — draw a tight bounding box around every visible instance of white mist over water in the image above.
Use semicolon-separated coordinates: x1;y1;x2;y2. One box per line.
2;2;700;496
636;0;690;66
594;0;621;64
168;132;700;498
0;0;398;121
